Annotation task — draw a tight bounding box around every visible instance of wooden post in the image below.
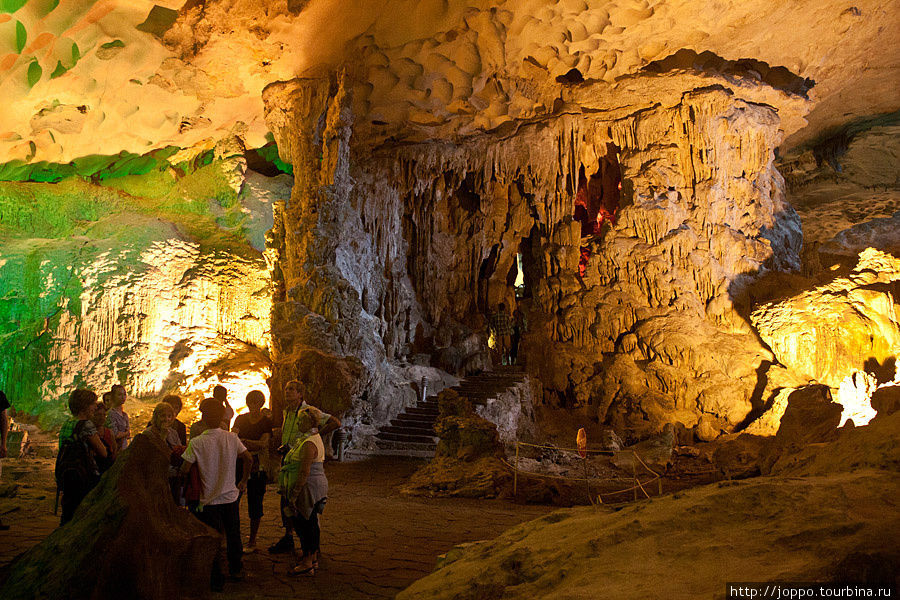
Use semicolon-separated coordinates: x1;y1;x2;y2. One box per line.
582;455;593;506
632;452;638;502
514;442;519;497
658;477;663;497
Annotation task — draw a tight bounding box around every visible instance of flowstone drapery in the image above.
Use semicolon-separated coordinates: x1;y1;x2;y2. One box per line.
264;75;805;441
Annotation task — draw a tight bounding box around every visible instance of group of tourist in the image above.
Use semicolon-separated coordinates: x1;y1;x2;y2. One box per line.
46;379;340;591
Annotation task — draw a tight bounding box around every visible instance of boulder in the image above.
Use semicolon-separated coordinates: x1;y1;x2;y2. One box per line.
871;383;900;417
612;423;675;474
693;414;722;442
435;391;503;460
769;411;900;477
0;434;219;600
401;456;512;499
474;379;537;445
712;433;769;479
402;390;510;498
760;384;843;474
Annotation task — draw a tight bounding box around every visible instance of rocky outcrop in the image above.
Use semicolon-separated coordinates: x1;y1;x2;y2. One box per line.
258;66;807;442
402;390;511;498
398;469;900;600
382;85;801;436
758;384;843;474
0;434;219;600
399;383;900;599
778;120;900;253
262;75;432;432
752;249;900;389
474;378;536;445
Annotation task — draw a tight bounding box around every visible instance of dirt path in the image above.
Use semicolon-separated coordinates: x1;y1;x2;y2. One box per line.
0;454;552;598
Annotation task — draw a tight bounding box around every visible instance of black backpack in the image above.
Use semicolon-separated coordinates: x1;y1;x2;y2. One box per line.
55;421;98;490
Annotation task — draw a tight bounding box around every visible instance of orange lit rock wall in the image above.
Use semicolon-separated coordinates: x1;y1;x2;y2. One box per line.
262;73;808;440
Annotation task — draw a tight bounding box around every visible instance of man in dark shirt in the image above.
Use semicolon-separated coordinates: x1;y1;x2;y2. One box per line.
232;390;273;551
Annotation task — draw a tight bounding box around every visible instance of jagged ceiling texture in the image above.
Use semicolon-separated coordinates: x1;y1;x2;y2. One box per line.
0;0;897;165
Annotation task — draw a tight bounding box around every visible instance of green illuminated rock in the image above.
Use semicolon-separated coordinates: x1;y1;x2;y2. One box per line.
0;151;289;425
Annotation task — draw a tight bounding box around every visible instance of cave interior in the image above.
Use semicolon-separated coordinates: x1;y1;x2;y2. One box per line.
0;0;898;598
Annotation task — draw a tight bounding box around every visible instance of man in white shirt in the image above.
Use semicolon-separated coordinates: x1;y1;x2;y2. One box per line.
181;398;252;591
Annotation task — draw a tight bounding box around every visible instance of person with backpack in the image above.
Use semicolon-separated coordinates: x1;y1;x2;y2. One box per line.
57;389;107;525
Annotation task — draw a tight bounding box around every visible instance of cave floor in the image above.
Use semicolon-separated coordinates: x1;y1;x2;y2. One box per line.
0;453;553;599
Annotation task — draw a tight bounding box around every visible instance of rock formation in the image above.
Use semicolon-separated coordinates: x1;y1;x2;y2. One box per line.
0;0;897;444
258;70;806;441
0;153;279;423
752;249;900;389
748;249;900;432
402;389;511;498
0;434;219;600
2;0;896;162
397;469;900;599
398;393;900;599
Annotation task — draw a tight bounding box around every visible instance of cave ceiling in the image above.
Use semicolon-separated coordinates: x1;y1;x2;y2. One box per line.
1;0;897;167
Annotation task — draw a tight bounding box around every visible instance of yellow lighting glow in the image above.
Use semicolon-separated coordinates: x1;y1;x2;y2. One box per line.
183;366;272;427
835;371;877;427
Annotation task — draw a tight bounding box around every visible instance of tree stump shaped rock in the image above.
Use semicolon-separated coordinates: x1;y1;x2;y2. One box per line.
1;434;219;600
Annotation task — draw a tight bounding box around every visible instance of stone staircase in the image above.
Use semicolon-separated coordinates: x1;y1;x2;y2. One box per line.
369;366;527;458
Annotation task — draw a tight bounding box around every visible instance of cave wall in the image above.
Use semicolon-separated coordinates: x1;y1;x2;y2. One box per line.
262;76;458;436
263;74;806;442
0;149;282;425
382;87;802;438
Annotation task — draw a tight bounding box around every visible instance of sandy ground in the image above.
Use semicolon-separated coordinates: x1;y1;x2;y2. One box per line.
0;447;552;599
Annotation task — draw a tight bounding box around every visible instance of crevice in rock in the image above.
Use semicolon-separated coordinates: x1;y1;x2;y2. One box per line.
642;48;815;98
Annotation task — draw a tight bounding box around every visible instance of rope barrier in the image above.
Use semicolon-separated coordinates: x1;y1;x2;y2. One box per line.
500;458;645;484
510;440;666;502
513;440;616;455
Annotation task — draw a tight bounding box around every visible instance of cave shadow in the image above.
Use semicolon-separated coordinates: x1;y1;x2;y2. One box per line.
864;356;897;386
733;360;775;432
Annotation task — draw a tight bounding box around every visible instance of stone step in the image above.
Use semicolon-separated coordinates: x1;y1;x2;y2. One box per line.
347;442;435;459
363;369;529;459
376;431;439;444
452;382;523;392
458;376;524;384
455;386;521;393
465;373;525;380
451;389;500;398
380;424;435;436
392;417;436;429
